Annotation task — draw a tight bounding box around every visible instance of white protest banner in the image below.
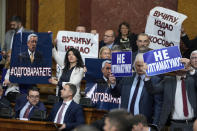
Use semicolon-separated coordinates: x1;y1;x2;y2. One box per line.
145;6;187;50
56;31;99;60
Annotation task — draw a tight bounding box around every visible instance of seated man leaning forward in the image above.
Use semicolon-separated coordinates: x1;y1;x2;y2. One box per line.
14;87;46;120
48;83;85;131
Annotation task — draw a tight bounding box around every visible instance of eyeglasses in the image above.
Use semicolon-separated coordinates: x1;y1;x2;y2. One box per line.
191;57;197;60
104;35;113;38
137;40;149;43
29;95;40;99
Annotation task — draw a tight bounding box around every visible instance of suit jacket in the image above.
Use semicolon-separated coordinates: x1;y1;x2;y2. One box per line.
18;50;43;67
0;96;10;108
110;72;161;124
144;74;197;127
3;28;33;52
48;100;85;131
14;94;46;119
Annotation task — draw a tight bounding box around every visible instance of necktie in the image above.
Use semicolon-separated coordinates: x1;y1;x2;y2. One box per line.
23;104;32;118
56;103;66;124
130;76;141;114
30;53;34;63
181;78;189;117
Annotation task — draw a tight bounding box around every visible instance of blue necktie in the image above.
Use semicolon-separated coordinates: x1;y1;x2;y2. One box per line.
130;76;141;114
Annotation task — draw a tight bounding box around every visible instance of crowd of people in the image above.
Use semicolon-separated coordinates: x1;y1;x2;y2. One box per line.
0;15;197;131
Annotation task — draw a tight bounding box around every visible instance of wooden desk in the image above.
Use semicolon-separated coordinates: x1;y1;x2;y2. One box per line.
0;118;58;131
83;108;107;124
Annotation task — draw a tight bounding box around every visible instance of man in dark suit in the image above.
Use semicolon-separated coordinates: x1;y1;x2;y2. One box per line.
18;33;43;66
14;87;46;119
144;58;197;130
2;16;33;56
48;83;85;131
109;53;162;124
99;30;116;50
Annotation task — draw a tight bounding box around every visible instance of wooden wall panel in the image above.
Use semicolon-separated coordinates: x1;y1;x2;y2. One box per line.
6;0;26;31
178;0;197;39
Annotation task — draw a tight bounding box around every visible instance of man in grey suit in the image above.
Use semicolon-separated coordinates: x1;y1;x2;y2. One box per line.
2;16;33;56
144;58;197;131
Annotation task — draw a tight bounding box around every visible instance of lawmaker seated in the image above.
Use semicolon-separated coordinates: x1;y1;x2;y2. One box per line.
14;87;46;120
48;83;85;131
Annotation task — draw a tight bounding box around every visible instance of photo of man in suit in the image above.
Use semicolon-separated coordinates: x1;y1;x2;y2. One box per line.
48;83;85;131
86;60;121;111
14;87;46;120
18;33;43;67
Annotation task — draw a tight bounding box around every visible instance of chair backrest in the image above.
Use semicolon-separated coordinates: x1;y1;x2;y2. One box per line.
79;97;93;107
47;95;60;105
30;109;46;121
0;107;13;118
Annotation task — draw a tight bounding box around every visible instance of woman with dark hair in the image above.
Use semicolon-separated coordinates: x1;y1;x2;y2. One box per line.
115;22;138;52
49;47;84;103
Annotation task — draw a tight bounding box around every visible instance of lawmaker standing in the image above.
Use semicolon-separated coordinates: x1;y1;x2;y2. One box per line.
49;47;84;103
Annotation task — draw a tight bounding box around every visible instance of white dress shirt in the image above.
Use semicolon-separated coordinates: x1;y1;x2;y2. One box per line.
172;76;194;120
54;100;72;124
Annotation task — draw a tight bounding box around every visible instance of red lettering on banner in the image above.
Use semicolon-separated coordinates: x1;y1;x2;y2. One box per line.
153;10;179;24
154;19;173;31
149;36;174;47
62;36;92;45
65;45;90;54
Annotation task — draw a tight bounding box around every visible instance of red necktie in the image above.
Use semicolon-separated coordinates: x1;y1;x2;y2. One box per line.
56;103;66;124
23;104;32;118
181;78;188;117
130;76;141;114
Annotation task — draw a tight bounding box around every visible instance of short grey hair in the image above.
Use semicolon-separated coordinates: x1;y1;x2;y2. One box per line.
102;60;111;68
27;34;38;42
190;50;197;58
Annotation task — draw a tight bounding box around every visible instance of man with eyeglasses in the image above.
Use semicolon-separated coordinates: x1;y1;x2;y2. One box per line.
190;50;197;70
14;87;46;119
99;30;116;50
18;33;43;66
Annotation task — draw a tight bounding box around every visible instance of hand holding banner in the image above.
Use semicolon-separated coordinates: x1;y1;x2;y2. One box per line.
111;51;132;77
145;6;187;50
143;46;184;76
